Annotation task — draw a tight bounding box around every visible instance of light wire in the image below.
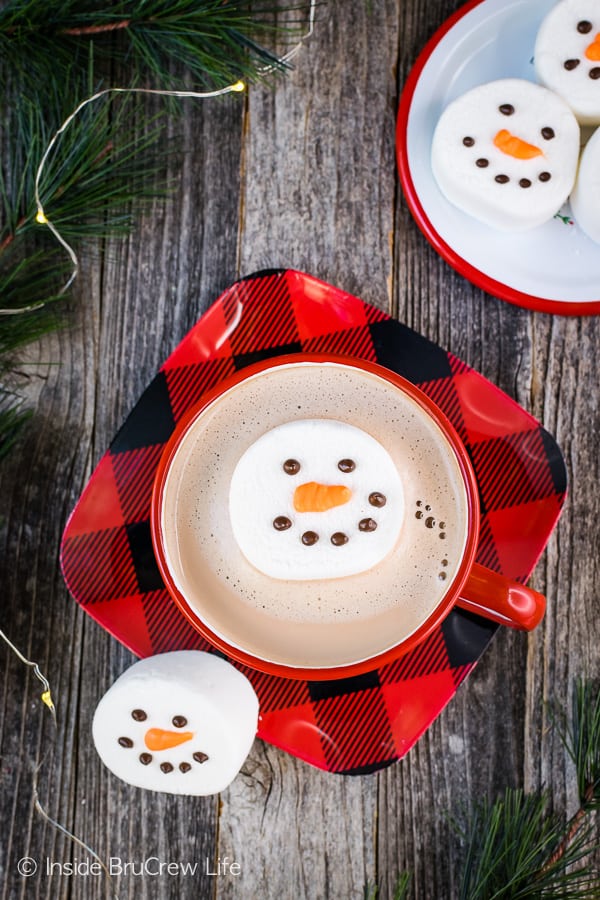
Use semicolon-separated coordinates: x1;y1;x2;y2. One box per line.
0;0;317;315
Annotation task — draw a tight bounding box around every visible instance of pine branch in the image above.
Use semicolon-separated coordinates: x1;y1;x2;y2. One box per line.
0;0;305;101
0;390;32;460
455;788;598;899
365;677;600;900
364;874;411;900
549;678;600;813
0;0;310;455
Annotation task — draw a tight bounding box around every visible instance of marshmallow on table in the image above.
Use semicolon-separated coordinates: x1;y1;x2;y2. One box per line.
229;419;404;581
431;79;580;231
570;126;600;242
535;0;600;125
92;652;259;795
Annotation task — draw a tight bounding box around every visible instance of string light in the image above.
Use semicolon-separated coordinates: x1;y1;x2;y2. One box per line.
26;0;316;304
32;79;248;298
0;626;119;896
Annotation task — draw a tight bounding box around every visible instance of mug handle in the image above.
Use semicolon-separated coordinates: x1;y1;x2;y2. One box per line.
456;563;546;631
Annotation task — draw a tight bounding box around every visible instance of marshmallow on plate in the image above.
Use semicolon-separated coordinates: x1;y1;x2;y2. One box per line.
229;419;404;581
535;0;600;125
570;126;600;242
431;79;580;231
92;652;259;795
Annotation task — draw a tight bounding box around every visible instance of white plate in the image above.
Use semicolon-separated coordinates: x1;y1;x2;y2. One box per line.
396;0;600;315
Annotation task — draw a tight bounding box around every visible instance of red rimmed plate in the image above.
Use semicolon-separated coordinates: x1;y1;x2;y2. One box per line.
60;270;567;774
396;0;600;316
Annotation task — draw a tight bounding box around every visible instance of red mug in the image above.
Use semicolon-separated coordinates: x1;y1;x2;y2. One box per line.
151;355;545;680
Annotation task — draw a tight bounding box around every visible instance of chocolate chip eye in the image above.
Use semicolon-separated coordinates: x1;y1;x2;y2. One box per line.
160;762;174;773
358;518;377;532
539;172;552;182
179;762;191;773
301;531;319;546
499;103;515;116
273;515;292;531
590;68;600;80
193;752;209;764
118;737;133;748
338;459;355;473
541;127;555;140
369;492;386;508
139;753;152;765
463;136;475;147
331;532;349;546
519;178;532;188
476;158;489;168
172;715;187;728
495;174;510;184
131;709;147;721
564;59;580;71
283;459;300;475
577;20;593;34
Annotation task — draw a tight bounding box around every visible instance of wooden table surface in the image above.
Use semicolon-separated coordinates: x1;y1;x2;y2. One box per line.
2;2;599;898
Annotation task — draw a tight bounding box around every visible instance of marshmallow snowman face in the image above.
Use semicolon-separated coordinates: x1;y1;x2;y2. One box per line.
535;0;600;124
228;419;404;580
92;652;258;796
569;126;600;242
431;78;580;230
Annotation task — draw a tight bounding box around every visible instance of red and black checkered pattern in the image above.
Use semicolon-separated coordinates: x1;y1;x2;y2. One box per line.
60;270;567;774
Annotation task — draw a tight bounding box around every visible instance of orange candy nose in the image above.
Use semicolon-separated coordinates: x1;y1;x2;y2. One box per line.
144;728;194;751
494;129;543;160
585;34;600;61
293;481;352;513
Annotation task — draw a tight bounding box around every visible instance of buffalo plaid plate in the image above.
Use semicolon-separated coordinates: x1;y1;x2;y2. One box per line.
60;270;566;774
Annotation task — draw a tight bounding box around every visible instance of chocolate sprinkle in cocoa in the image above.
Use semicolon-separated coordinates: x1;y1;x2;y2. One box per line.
139;753;152;765
331;532;349;546
338;458;356;473
358;518;378;532
273;515;292;531
179;762;192;773
499;104;515;116
283;459;301;475
564;59;580;71
578;20;593;34
172;715;187;728
193;752;209;764
131;709;147;721
369;492;386;508
425;517;436;529
160;762;174;773
302;531;319;546
118;737;133;748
